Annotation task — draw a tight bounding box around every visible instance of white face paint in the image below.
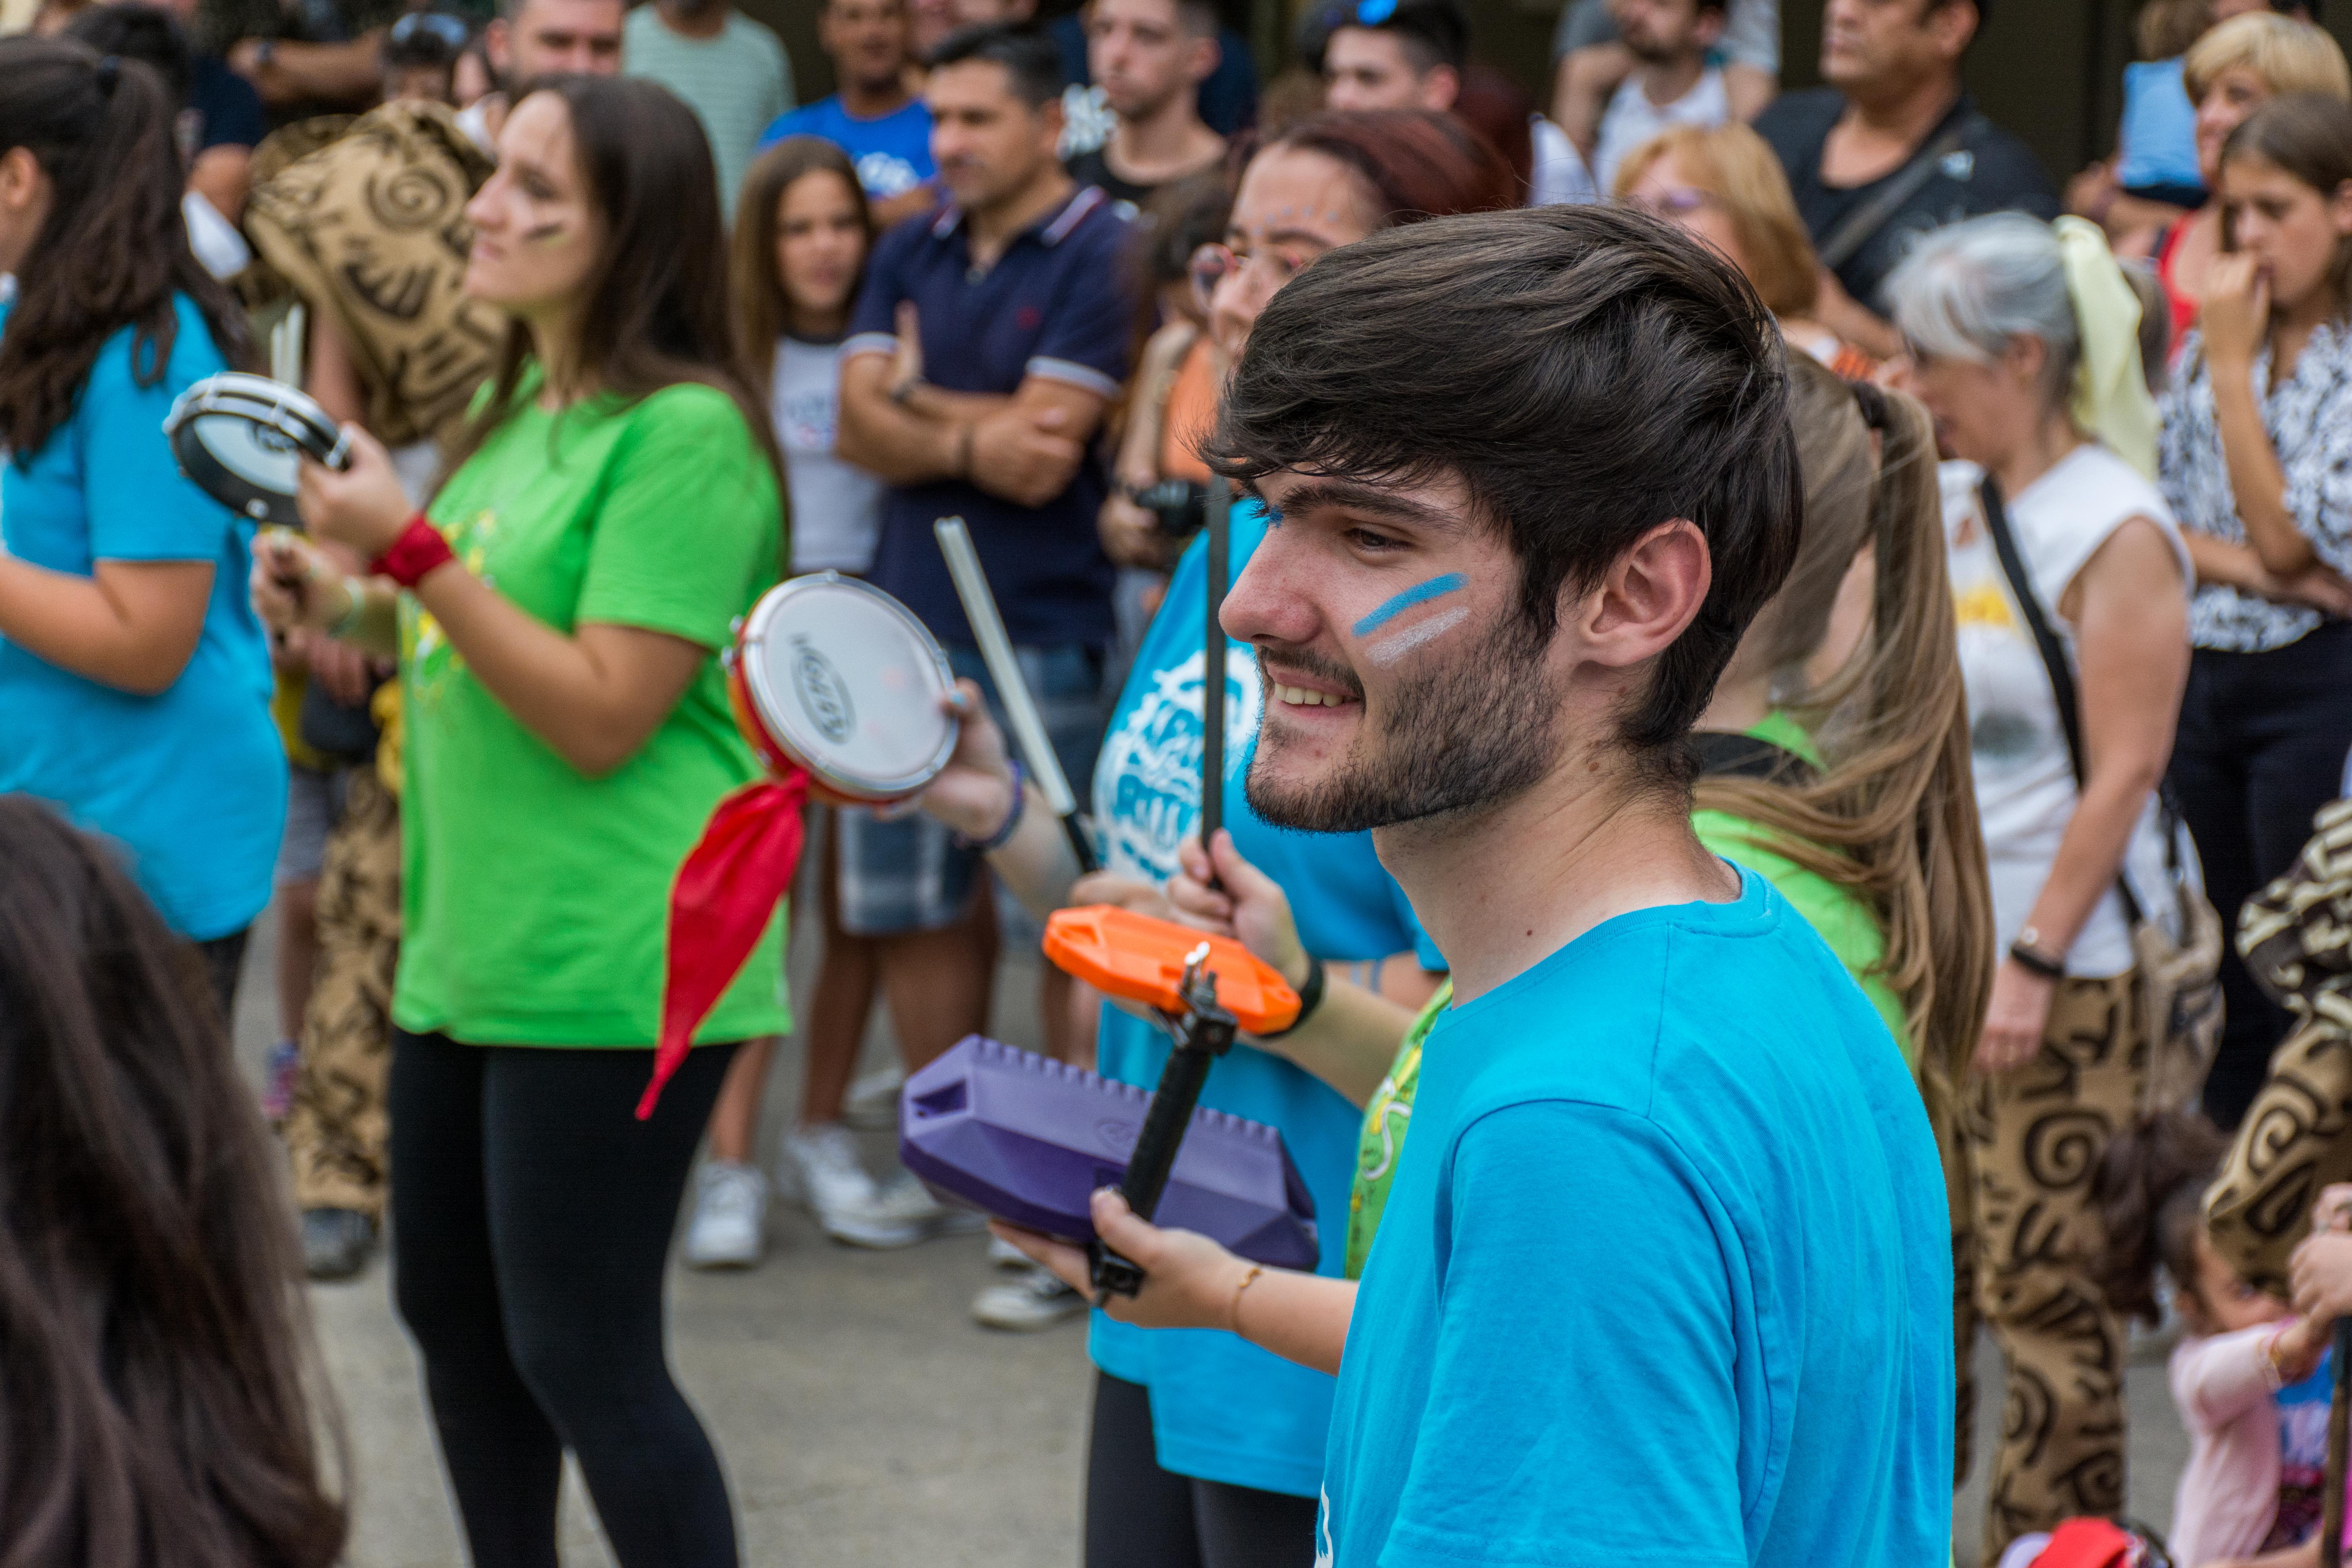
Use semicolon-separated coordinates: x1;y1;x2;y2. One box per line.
1350;571;1469;667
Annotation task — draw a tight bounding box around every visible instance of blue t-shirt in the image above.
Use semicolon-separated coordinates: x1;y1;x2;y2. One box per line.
845;186;1131;650
1089;504;1445;1498
757;95;936;199
0;295;285;940
2116;58;2204;198
1319;869;1951;1567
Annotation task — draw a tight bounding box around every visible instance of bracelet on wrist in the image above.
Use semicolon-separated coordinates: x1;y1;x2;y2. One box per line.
1255;952;1327;1040
958;759;1027;853
1227;1263;1264;1336
2007;939;2066;981
369;514;456;589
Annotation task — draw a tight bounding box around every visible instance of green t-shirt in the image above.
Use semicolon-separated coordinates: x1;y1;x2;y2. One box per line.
1343;711;1911;1279
392;377;790;1048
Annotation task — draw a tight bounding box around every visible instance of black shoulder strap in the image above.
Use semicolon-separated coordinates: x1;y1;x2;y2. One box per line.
1979;474;2147;924
1816;120;1969;272
1691;730;1820;787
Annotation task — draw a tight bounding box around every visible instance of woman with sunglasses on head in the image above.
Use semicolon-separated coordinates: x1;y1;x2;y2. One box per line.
0;38;282;1024
914;109;1511;1568
1615;120;1880;381
251;76;786;1568
2159;92;2352;1134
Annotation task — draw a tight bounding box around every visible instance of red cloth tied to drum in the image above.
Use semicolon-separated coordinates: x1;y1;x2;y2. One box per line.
641;771;810;1120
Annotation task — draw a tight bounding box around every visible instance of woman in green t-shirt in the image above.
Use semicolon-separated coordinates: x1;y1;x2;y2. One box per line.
253;78;784;1568
998;361;1996;1374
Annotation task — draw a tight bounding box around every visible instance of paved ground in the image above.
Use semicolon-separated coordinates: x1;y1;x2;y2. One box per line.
232;897;2197;1567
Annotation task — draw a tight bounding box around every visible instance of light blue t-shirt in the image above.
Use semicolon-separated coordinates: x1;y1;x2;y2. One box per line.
1089;503;1445;1499
2117;57;2203;197
0;294;285;940
757;96;936;201
1319;869;1951;1568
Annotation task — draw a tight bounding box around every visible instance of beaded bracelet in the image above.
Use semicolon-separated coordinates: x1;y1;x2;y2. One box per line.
958;760;1028;853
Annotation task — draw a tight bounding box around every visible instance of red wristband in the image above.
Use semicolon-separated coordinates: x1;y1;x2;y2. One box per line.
370;514;455;588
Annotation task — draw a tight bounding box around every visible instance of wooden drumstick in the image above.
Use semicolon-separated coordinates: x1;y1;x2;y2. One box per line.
1200;479;1230;887
934;517;1099;874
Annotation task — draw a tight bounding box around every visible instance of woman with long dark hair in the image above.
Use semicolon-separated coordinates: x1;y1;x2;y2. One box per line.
0;794;346;1568
0;38;281;1019
253;75;786;1567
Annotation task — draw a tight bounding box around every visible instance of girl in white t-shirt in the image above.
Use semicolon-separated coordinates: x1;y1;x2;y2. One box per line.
684;137;920;1269
1889;212;2192;1563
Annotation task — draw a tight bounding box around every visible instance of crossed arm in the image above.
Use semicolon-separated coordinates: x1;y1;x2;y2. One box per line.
835;327;1109;510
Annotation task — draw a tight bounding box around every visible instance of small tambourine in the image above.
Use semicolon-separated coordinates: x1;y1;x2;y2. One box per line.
163;372;351;528
725;572;960;806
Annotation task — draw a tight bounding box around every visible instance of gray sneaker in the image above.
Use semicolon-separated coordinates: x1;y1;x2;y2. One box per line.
971;1263;1088;1331
682;1160;768;1270
301;1207;376;1281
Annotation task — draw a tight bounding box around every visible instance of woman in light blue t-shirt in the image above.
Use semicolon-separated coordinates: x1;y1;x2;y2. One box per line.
0;39;284;1017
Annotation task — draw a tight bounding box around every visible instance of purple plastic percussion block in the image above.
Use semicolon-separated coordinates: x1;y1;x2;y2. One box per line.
899;1035;1319;1270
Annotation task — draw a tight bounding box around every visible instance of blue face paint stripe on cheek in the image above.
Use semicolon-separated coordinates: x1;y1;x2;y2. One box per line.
1351;572;1466;638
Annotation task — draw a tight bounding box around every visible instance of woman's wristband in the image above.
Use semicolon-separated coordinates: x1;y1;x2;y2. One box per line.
958;760;1027;853
1256;952;1326;1040
369;515;455;589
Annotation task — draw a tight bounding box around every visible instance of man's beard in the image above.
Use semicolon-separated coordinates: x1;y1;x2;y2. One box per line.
1244;610;1562;834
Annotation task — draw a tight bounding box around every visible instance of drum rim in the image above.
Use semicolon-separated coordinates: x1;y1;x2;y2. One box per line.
165;372;346;465
739;572;960;800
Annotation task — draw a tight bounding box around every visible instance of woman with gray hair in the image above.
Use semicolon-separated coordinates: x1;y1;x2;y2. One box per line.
1888;211;2192;1565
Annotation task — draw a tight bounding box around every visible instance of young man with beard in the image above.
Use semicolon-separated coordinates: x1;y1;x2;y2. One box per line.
1590;0;1730;193
758;0;939;227
1067;0;1225;216
1078;204;1952;1563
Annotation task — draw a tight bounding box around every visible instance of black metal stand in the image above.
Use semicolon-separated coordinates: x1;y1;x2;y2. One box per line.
1091;948;1237;1297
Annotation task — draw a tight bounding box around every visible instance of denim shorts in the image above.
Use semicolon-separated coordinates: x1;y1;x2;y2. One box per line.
833;642;1105;938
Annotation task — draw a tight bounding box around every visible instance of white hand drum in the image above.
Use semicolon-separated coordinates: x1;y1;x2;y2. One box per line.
725;572;961;805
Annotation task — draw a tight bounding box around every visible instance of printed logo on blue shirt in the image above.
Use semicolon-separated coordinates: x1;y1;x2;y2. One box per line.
857;151;923;197
1093;646;1260;883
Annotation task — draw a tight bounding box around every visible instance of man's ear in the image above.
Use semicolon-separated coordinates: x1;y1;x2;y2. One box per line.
1567;517;1713;673
1189;31;1221;87
1419;62;1459;113
1925;0;1979;64
483;15;511;75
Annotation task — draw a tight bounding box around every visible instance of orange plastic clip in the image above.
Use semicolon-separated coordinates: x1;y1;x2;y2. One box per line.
1043;905;1302;1036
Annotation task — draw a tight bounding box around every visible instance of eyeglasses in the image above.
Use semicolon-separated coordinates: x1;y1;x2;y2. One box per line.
389;11;472;51
1621;186;1719;220
1189;242;1314;315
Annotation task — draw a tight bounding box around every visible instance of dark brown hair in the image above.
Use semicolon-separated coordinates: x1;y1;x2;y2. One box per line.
0;797;345;1567
1211;203;1802;777
2220;91;2352;321
1265;109;1518;227
730;135;875;390
442;74;784;494
0;37;251;461
1695;364;1994;1081
2095;1110;2230;1327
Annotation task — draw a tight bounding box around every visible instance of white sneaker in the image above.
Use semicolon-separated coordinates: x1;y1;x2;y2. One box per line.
987;1234;1033;1270
972;1263;1089;1331
779;1123;908;1245
682;1160;767;1270
842;1063;907;1131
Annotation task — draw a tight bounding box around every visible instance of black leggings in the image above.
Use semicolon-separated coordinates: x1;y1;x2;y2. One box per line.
1084;1371;1319;1568
2171;626;2352;1129
388;1029;740;1568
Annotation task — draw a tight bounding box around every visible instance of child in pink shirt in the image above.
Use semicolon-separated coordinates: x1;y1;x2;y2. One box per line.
2099;1116;2334;1567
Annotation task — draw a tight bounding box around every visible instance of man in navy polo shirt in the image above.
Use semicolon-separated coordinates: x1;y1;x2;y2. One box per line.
836;18;1136;1327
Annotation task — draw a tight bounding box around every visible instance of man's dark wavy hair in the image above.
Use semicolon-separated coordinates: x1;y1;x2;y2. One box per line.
1208;203;1804;783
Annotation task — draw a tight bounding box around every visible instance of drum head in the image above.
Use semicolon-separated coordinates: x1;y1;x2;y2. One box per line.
164;374;345;527
739;574;959;801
